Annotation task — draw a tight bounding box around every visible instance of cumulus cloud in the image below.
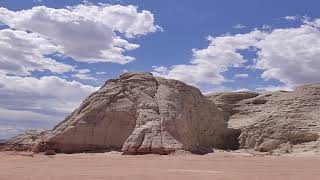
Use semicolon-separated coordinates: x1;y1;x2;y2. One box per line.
234;74;249;78
0;4;160;64
96;71;107;75
153;30;267;86
0;75;98;138
255;85;294;92
0;125;25;139
0;29;74;76
255;21;320;86
0;107;60;132
0;3;161;138
233;24;246;29
74;69;97;81
0;75;98;115
154;18;320;90
283;16;297;21
0;107;59;123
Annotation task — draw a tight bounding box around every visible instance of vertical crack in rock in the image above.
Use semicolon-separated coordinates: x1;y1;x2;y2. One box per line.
120;73;165;154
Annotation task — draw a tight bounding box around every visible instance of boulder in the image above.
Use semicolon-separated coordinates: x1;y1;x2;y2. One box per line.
37;72;238;154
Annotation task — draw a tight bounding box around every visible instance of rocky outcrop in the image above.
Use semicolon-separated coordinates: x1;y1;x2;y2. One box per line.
34;72;238;154
0;139;5;144
0;130;50;151
0;139;6;149
4;72;318;155
207;84;320;153
206;92;259;121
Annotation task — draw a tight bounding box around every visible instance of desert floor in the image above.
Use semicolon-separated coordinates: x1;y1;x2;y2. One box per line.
1;151;320;180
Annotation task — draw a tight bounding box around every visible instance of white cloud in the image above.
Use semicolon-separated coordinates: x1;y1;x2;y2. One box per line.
0;29;74;76
0;107;61;138
233;88;251;92
0;107;59;123
154;18;320;90
283;16;297;21
0;75;98;138
70;4;161;37
255;20;320;86
153;30;267;86
0;4;160;64
78;69;90;74
0;75;98;115
234;74;249;78
255;85;294;92
0;3;161;136
0;125;23;139
233;24;246;29
96;71;107;75
74;69;97;80
261;25;272;30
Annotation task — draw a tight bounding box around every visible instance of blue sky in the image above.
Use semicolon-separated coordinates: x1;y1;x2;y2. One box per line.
0;0;319;138
1;0;319;89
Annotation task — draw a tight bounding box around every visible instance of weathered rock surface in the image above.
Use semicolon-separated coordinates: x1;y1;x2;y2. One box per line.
0;139;5;144
207;84;320;153
207;92;259;121
0;130;50;151
3;72;318;155
34;72;238;154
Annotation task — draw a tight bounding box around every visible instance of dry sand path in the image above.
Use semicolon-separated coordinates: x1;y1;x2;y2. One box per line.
0;151;320;180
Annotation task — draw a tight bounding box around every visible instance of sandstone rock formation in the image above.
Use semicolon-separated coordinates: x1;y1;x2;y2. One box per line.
207;83;320;153
0;130;50;151
207;92;259;121
34;72;238;154
3;72;318;155
0;139;6;149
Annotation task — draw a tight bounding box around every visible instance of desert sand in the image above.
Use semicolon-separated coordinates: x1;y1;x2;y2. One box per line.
1;151;320;180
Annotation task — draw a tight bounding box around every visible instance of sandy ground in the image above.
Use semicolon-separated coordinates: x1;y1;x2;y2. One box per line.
1;151;320;180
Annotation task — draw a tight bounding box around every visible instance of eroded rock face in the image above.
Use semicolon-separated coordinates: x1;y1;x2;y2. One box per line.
206;92;259;121
38;72;237;154
0;130;50;151
207;84;320;153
